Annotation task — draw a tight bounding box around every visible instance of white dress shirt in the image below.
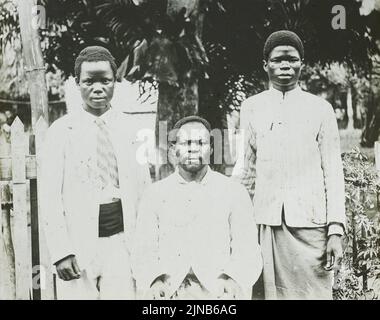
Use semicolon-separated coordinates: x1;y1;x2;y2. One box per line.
132;167;263;299
232;86;345;235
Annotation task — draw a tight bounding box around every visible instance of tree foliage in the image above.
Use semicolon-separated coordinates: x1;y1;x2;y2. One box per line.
334;148;380;299
2;0;380;128
0;0;28;99
36;1;379;110
40;0;216;84
203;0;380;112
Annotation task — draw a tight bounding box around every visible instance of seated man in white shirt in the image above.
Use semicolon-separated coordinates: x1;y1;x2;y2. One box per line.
132;116;262;299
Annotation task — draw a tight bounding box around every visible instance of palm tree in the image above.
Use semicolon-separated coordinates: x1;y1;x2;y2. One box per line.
27;0;380;165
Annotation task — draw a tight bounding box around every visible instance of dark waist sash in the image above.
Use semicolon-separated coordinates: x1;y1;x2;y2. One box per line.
98;199;124;237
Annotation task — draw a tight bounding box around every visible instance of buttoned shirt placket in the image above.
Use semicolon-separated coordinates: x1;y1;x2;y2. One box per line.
270;88;297;218
278;93;286;215
175;169;210;277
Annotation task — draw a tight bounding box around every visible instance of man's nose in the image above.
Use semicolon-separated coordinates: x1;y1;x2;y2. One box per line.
280;61;291;69
92;82;103;92
188;142;201;152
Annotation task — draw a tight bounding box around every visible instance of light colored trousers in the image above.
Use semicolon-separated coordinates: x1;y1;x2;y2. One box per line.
259;222;333;300
56;233;135;300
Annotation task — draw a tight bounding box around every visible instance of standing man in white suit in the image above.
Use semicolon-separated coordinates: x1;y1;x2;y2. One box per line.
40;46;151;299
132;116;262;300
233;30;346;299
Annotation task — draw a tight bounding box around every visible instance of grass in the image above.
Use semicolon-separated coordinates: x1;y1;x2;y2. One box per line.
340;129;375;163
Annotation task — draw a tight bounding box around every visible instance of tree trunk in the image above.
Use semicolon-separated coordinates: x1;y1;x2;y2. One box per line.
17;0;50;300
361;88;380;147
17;0;49;127
361;54;380;147
198;78;228;174
351;82;362;129
346;86;354;131
156;0;203;180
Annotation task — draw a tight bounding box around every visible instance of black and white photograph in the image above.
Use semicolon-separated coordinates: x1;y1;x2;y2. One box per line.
0;0;380;304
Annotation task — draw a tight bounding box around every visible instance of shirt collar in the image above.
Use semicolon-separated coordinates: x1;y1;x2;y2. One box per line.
174;166;213;186
268;85;302;100
79;105;115;125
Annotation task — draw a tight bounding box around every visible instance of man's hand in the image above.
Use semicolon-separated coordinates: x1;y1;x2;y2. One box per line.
325;234;343;271
216;274;242;299
149;275;171;299
55;255;81;281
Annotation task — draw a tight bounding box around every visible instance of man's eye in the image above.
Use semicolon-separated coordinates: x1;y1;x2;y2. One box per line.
102;79;111;84
199;140;209;146
83;80;93;85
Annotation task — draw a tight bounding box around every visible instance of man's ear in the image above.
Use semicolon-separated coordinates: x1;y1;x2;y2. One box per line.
263;59;268;73
300;59;304;72
169;141;176;149
172;143;181;158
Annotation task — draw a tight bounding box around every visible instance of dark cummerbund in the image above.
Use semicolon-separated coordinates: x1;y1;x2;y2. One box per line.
98;199;124;237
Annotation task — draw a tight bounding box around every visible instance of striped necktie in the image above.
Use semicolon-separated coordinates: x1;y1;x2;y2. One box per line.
95;117;119;189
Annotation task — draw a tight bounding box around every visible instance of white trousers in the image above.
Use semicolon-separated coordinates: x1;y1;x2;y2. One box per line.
56;233;135;300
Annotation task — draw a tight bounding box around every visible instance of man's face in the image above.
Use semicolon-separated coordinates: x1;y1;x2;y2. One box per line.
175;122;212;173
77;61;115;114
263;45;302;91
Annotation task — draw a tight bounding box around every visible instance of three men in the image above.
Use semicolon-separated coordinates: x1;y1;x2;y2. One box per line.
233;30;346;299
40;46;151;299
132;116;262;299
41;31;346;300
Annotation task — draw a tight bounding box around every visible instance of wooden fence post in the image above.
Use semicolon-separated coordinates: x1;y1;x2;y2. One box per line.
375;142;380;171
0;184;17;299
0;182;5;299
375;142;380;210
11;117;31;299
35;116;55;299
17;0;50;299
0;183;3;297
1;197;16;300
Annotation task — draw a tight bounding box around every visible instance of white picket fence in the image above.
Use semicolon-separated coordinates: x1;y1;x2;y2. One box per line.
0;116;55;300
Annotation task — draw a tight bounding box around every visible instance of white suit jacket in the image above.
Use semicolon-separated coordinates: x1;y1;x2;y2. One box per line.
232;86;346;228
39;108;151;268
131;168;263;299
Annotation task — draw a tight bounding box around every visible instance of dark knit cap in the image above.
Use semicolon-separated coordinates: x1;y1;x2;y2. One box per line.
173;116;212;132
74;46;117;79
263;30;304;60
169;116;212;143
